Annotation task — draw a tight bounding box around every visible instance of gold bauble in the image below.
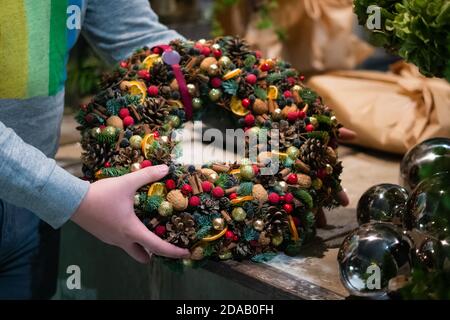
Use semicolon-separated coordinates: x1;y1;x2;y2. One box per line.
253;219;265;231
187;83;197;96
309;116;318;127
129;135;143;149
130;162;141;172
208;63;220;76
325;164;334;175
272;234;284;246
212;217;225;231
106;116;124;130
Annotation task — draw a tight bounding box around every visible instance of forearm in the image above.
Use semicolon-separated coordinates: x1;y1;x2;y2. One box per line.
0;120;89;228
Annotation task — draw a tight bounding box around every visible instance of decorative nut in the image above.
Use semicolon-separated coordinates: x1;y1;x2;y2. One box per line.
252;99;268;115
297;174;312;188
106;116;124;130
252;184;268;203
166;190;188;211
200;57;218;72
326;146;337;164
294;159;311;173
200;168;219;183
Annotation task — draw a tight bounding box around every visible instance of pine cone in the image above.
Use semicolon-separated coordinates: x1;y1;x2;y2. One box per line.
272;121;299;149
300;138;328;169
265;206;289;236
235;243;253;258
81;140;114;172
150;62;172;84
225;37;251;62
113;146;142;167
166;212;196;247
138;98;170;131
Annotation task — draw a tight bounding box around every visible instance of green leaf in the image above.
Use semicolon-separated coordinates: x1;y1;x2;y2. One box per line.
244;55;257;68
106;99;121;115
238;182;253;196
145;195;163;213
244;226;259;241
254;86;267;101
300;89;318;105
293;189;313;209
222;80;239;96
196;225;212;239
98;167;130;178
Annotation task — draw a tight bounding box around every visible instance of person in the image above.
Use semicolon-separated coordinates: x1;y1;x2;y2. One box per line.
0;0;354;299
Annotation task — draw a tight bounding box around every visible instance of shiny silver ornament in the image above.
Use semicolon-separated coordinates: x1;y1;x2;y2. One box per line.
338;223;412;298
90;127;101;138
192;97;202;110
209;88;222;102
212;217;225;231
404;172;450;239
208;64;219;76
253;219;265;231
357;184;409;225
187;83;197;96
400;137;450;191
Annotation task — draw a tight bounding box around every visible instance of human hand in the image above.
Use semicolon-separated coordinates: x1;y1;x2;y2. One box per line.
71;164;190;263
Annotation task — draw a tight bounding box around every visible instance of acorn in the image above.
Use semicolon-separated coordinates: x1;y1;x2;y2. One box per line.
166;190;188;211
200;57;218;72
106;116;124;130
252;184;268;203
252;99;268;115
297;174;312;188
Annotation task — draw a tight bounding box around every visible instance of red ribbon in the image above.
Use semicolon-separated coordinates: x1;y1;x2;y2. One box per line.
152;45;193;120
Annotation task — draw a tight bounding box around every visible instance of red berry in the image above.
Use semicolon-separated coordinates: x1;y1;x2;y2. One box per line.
300;75;305;82
233;235;239;241
283;90;293;99
241;98;251;108
189;196;201;207
141;160;152;168
287;174;298;185
284;192;294;204
210;77;222;88
201;181;213;193
120;61;128;68
245;73;257;85
287;77;296;86
268;192;280;204
305;124;315;132
152;47;162;54
292;216;301;227
244;114;255;127
147;85;159;96
317;168;327;180
252;165;260;175
225;230;235;240
118;108;130;119
138;69;150;80
283;203;294;214
104;162;111;168
287;111;298;122
181;184;193;195
123;116;135;127
298;110;306;119
80;104;88;111
201;46;211;57
260;63;270;72
165;179;176;190
279;195;285;203
213;49;222;59
99;125;106;130
212;186;225;198
84;114;95;124
153;131;160;139
229;192;238;200
255;51;262;59
155;225;166;237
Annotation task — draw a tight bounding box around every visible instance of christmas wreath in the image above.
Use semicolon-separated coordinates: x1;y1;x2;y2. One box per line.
77;37;343;262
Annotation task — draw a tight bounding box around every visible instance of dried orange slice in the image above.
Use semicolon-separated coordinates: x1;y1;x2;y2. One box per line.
120;80;147;103
230;96;249;117
229;169;241;175
267;85;279;100
202;227;228;242
147;182;167;197
142;54;161;70
231;195;254;205
141;133;156;157
288;215;299;241
223;68;241;81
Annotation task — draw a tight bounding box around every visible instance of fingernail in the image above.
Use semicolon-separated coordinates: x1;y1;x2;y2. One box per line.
153;164;169;175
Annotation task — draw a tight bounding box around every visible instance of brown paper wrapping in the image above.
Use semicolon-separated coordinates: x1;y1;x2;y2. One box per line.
308;62;450;154
218;0;373;73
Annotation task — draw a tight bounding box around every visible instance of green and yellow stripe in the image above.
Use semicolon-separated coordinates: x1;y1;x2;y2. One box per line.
0;0;80;100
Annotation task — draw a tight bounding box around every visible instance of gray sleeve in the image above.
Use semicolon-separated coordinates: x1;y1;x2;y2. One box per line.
0;120;90;228
81;0;185;64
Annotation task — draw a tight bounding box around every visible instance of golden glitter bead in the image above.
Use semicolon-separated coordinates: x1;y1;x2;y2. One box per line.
293;85;301;92
212;217;225;231
272;234;283;246
253;219;265;231
240;165;254;181
272;108;283;121
187;83;197;95
209;88;222;101
218;56;232;69
129;135;142;149
192;97;202;109
312;178;323;190
331;115;338;126
232;207;246;222
325;164;334;175
208;63;220;76
158;201;174;217
286;146;300;159
309;117;318;127
90;127;101;138
130;162;141;172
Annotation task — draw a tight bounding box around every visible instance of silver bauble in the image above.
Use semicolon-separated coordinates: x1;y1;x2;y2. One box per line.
338;223;412;298
357;184;409;225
